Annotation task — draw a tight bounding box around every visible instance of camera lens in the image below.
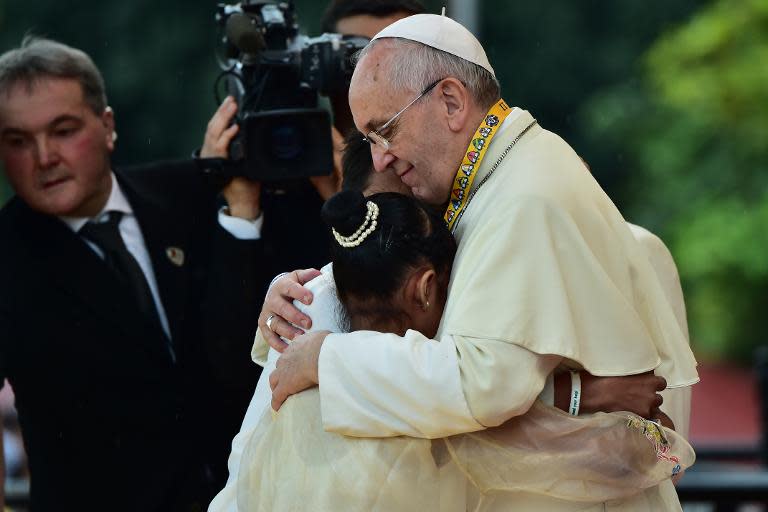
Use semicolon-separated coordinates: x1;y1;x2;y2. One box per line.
242;109;332;180
270;124;303;160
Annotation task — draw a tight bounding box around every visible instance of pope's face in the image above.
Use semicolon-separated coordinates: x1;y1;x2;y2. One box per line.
349;48;456;206
0;78;114;217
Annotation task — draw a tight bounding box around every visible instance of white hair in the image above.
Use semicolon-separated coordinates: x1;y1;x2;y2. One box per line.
354;37;501;109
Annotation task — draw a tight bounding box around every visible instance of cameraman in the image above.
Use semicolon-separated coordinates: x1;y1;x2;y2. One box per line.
203;0;426;283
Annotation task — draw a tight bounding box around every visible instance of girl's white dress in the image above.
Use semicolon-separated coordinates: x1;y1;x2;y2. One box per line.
230;267;693;512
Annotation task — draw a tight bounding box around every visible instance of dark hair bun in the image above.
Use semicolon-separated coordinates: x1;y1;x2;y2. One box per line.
321;190;369;236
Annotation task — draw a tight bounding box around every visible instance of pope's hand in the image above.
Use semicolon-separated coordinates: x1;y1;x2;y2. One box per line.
269;330;329;410
258;269;322;352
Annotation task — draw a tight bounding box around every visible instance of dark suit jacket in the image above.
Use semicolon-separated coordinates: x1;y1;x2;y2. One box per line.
0;161;266;511
260;180;331;278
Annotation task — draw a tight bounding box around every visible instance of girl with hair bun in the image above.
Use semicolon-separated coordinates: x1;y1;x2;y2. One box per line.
320;189;456;339
236;190;462;511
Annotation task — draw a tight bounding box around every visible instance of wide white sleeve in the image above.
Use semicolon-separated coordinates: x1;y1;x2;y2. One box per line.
318;331;559;438
454;336;561;427
629;224;692;438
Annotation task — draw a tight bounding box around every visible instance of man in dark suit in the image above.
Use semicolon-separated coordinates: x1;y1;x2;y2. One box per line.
0;38;265;510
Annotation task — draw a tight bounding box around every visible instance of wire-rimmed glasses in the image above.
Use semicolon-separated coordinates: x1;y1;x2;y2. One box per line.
363;78;443;151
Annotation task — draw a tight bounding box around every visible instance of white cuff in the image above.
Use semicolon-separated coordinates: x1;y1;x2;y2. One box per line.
218;206;263;240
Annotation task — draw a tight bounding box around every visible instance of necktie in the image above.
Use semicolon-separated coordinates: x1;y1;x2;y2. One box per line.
80;211;166;338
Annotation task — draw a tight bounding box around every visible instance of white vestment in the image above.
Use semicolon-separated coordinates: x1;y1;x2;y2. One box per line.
313;110;698;510
209;110;698;511
628;223;692;439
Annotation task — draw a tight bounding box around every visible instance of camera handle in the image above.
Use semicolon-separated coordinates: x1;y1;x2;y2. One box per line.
193;155;249;187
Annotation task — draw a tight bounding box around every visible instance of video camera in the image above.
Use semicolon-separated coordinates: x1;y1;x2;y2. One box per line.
212;1;367;181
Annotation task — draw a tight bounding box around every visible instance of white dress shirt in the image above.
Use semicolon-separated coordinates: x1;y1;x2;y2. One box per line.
60;172;263;341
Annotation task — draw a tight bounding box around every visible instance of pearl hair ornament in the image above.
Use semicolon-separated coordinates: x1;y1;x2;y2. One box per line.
332;201;379;248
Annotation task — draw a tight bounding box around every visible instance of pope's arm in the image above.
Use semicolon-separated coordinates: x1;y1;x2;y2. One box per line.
318;331;560;437
315;196;579;438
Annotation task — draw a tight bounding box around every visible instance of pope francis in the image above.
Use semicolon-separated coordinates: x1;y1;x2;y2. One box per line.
261;12;699;512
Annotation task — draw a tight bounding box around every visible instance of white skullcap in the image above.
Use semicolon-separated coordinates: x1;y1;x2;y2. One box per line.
371;13;495;77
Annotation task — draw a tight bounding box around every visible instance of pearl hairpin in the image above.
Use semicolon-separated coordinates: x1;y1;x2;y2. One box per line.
332;201;380;248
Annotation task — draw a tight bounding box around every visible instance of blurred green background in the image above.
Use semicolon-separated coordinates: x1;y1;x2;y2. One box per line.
0;0;765;363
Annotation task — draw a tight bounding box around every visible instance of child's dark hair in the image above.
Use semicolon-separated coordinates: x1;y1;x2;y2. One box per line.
340;130;374;193
321;190;456;328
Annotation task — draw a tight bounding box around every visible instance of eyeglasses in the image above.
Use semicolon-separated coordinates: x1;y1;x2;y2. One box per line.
363;78;443;151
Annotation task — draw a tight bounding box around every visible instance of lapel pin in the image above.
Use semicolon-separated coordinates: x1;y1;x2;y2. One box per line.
165;247;185;267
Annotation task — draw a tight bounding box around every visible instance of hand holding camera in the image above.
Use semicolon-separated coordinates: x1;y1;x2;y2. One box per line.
202;95;262;220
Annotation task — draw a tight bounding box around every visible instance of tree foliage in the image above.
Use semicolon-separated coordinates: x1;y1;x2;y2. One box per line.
582;0;768;360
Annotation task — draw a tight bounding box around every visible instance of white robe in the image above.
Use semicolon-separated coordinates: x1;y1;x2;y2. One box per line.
315;110;698;510
211;109;695;510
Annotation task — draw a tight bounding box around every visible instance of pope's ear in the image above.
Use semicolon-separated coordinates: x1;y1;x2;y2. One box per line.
438;78;471;132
